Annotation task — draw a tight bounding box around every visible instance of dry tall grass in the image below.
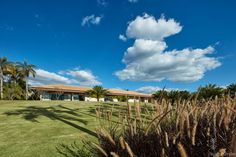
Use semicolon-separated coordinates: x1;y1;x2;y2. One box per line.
90;96;236;157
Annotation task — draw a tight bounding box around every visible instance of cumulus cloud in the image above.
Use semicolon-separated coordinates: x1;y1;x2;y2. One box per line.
115;14;221;82
29;68;101;86
65;70;102;86
126;14;182;40
29;69;77;86
81;15;103;26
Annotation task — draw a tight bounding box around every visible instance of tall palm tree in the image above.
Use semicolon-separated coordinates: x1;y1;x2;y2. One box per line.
0;57;12;99
198;84;223;100
17;61;36;100
7;64;21;84
87;86;108;102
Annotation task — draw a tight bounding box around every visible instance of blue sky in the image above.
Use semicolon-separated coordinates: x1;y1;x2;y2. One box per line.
0;0;236;93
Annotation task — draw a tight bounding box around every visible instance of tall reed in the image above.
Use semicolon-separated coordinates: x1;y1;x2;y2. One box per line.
91;96;236;157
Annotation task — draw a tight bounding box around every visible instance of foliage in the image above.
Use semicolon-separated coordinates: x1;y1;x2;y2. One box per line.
0;56;36;100
6;64;23;82
153;90;191;104
16;61;36;78
84;96;236;157
16;61;36;100
87;86;109;102
28;89;41;100
153;90;168;100
116;95;128;102
3;83;24;100
198;84;224;100
226;83;236;98
0;57;13;99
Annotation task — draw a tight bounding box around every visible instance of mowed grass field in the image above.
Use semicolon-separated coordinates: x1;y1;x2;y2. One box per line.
0;101;125;157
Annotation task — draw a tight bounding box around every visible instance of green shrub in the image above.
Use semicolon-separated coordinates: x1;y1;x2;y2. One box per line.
3;83;24;100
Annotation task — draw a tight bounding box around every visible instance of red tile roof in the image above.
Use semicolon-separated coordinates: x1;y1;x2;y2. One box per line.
32;84;152;98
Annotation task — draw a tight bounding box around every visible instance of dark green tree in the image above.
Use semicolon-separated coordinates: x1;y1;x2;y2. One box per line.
178;90;191;100
226;83;236;97
17;61;36;100
198;84;224;100
3;83;24;100
153;90;168;100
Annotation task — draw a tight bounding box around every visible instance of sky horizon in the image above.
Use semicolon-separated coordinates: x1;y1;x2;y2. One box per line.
0;0;236;93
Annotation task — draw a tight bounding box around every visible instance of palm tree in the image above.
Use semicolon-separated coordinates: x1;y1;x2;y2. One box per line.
0;57;12;99
226;83;236;97
17;61;36;100
168;90;181;104
198;84;224;100
153;90;168;100
7;64;22;84
86;86;108;102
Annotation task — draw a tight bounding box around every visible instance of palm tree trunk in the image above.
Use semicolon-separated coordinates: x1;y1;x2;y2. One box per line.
0;71;3;100
97;95;99;102
25;77;28;100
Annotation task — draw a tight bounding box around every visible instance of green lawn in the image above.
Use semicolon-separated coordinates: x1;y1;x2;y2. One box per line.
0;101;119;157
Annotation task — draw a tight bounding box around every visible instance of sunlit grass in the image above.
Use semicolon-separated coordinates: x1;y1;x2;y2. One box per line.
0;101;118;157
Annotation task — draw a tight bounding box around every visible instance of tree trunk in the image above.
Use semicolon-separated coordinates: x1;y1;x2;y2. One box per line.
0;70;3;100
25;77;28;100
97;95;99;102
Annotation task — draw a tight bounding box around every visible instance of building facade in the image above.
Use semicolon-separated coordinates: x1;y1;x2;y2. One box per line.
32;85;153;103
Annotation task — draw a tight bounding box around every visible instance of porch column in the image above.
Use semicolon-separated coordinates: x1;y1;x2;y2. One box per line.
71;94;74;101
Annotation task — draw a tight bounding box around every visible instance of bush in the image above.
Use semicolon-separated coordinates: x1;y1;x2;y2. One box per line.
3;83;24;100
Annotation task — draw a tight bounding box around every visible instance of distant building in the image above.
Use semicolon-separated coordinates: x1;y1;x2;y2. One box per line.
32;84;153;103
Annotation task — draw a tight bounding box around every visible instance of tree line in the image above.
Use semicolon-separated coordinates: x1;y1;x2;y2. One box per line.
153;83;236;103
0;57;36;100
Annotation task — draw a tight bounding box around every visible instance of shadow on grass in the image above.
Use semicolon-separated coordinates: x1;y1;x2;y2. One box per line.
4;105;97;137
56;142;93;157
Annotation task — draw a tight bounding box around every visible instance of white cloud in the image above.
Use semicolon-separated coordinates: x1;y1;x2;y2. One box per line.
29;68;101;86
65;70;102;86
122;39;167;64
29;69;77;86
119;34;127;41
115;14;221;82
126;14;182;40
81;15;103;26
128;0;138;3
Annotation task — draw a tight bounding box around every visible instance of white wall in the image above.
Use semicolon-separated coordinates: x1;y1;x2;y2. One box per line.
64;98;71;101
85;97;104;102
128;99;140;103
113;98;118;102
